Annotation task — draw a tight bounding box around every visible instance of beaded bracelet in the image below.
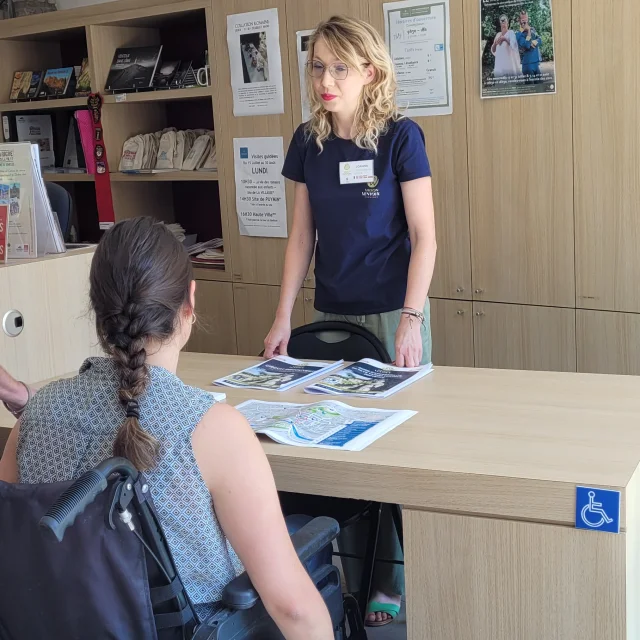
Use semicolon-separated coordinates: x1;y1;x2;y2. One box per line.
401;307;425;326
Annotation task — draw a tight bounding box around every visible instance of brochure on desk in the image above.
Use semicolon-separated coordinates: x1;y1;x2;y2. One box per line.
236;399;416;451
305;359;433;398
214;356;343;392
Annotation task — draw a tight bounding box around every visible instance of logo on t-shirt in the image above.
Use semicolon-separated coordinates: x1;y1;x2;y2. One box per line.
362;175;380;199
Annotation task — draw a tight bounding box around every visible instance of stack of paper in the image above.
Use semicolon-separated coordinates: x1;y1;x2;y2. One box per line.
236;398;416;451
305;359;433;398
214;356;344;392
0;142;65;259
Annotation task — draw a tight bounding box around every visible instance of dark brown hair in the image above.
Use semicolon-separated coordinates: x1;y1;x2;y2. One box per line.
89;216;193;470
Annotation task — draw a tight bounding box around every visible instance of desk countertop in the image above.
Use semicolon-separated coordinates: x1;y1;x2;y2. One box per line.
5;353;640;527
0;246;95;270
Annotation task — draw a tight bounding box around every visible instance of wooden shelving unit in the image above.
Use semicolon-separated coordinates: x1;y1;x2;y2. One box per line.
110;170;218;182
43;173;94;182
102;86;213;105
0;97;88;112
0;0;231;298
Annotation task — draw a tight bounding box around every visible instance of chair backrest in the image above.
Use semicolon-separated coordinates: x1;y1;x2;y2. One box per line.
0;458;197;640
287;321;392;364
45;182;73;242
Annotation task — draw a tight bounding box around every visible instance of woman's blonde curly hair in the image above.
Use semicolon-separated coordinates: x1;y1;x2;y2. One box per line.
305;15;401;153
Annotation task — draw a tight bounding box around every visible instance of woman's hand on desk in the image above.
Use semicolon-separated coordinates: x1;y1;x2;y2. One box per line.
264;316;291;359
394;314;423;368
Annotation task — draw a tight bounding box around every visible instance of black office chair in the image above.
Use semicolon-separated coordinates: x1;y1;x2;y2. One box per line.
0;457;367;639
287;321;391;363
277;321;404;620
45;181;73;243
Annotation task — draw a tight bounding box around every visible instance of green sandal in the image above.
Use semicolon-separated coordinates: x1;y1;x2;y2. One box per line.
365;601;401;627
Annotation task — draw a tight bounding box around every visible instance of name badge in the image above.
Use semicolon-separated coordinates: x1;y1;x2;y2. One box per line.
339;160;374;185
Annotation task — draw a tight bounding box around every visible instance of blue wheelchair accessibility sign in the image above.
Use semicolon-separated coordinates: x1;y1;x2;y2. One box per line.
575;486;620;534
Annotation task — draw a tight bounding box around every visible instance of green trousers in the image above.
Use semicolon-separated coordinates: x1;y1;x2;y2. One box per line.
313;301;432;596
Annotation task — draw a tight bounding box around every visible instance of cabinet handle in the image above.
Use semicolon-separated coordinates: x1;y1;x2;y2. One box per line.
475;311;484;317
304;277;311;282
474;288;484;294
456;309;465;315
304;297;312;302
456;287;464;293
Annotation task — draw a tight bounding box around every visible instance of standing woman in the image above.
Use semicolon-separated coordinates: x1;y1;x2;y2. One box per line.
264;15;437;626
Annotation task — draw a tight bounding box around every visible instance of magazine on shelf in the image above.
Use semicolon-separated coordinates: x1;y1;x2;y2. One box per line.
236;399;416;451
305;358;433;398
0;142;65;259
214;356;344;392
106;46;163;91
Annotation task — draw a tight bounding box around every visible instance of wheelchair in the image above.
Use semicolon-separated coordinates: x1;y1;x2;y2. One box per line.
0;457;367;639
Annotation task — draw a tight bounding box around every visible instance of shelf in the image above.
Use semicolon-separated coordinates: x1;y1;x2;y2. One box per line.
110;171;218;182
43;173;94;182
0;97;88;113
102;87;213;105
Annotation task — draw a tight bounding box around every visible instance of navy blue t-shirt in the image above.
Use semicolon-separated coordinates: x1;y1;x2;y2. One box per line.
282;118;431;315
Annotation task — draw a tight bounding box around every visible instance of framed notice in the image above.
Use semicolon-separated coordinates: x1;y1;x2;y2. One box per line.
384;0;453;116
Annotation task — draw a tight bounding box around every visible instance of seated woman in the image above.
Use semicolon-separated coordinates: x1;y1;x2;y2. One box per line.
0;217;333;640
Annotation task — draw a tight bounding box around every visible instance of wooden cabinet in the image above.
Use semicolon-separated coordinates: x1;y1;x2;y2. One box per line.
574;0;640;313
369;0;472;301
463;1;574;308
473;302;576;372
186;281;237;355
211;0;295;287
302;287;316;324
430;298;474;367
233;283;304;356
577;310;640;376
0;251;98;384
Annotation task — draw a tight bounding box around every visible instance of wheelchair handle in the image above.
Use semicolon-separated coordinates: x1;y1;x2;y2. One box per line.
39;457;139;542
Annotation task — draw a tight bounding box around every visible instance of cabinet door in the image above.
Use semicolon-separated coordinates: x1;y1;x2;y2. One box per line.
473;302;576;372
577;310;640;375
0;252;98;384
211;0;295;286
430;298;474;367
463;2;574;307
186;281;237;355
368;0;471;300
302;287;315;324
234;283;304;356
574;1;640;312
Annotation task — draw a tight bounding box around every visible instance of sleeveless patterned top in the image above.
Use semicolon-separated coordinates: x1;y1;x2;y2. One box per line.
17;357;243;618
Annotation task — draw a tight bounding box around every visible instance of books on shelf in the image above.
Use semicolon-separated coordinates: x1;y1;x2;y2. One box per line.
41;68;76;98
106;46;163;92
15;115;55;168
0;142;65;259
214;356;344;392
305;359;434;399
75;58;92;97
236;398;416;451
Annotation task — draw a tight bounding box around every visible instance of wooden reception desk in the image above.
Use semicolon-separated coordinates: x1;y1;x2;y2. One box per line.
2;353;639;639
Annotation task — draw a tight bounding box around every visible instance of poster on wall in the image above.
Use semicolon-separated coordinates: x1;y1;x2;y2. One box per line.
383;0;453;117
233;137;288;238
480;0;556;99
296;29;314;123
227;8;285;116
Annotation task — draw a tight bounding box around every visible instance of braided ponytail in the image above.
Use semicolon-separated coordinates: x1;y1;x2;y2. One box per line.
90;217;194;471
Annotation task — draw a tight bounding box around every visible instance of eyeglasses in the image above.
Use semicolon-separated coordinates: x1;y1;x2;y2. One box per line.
306;61;357;81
